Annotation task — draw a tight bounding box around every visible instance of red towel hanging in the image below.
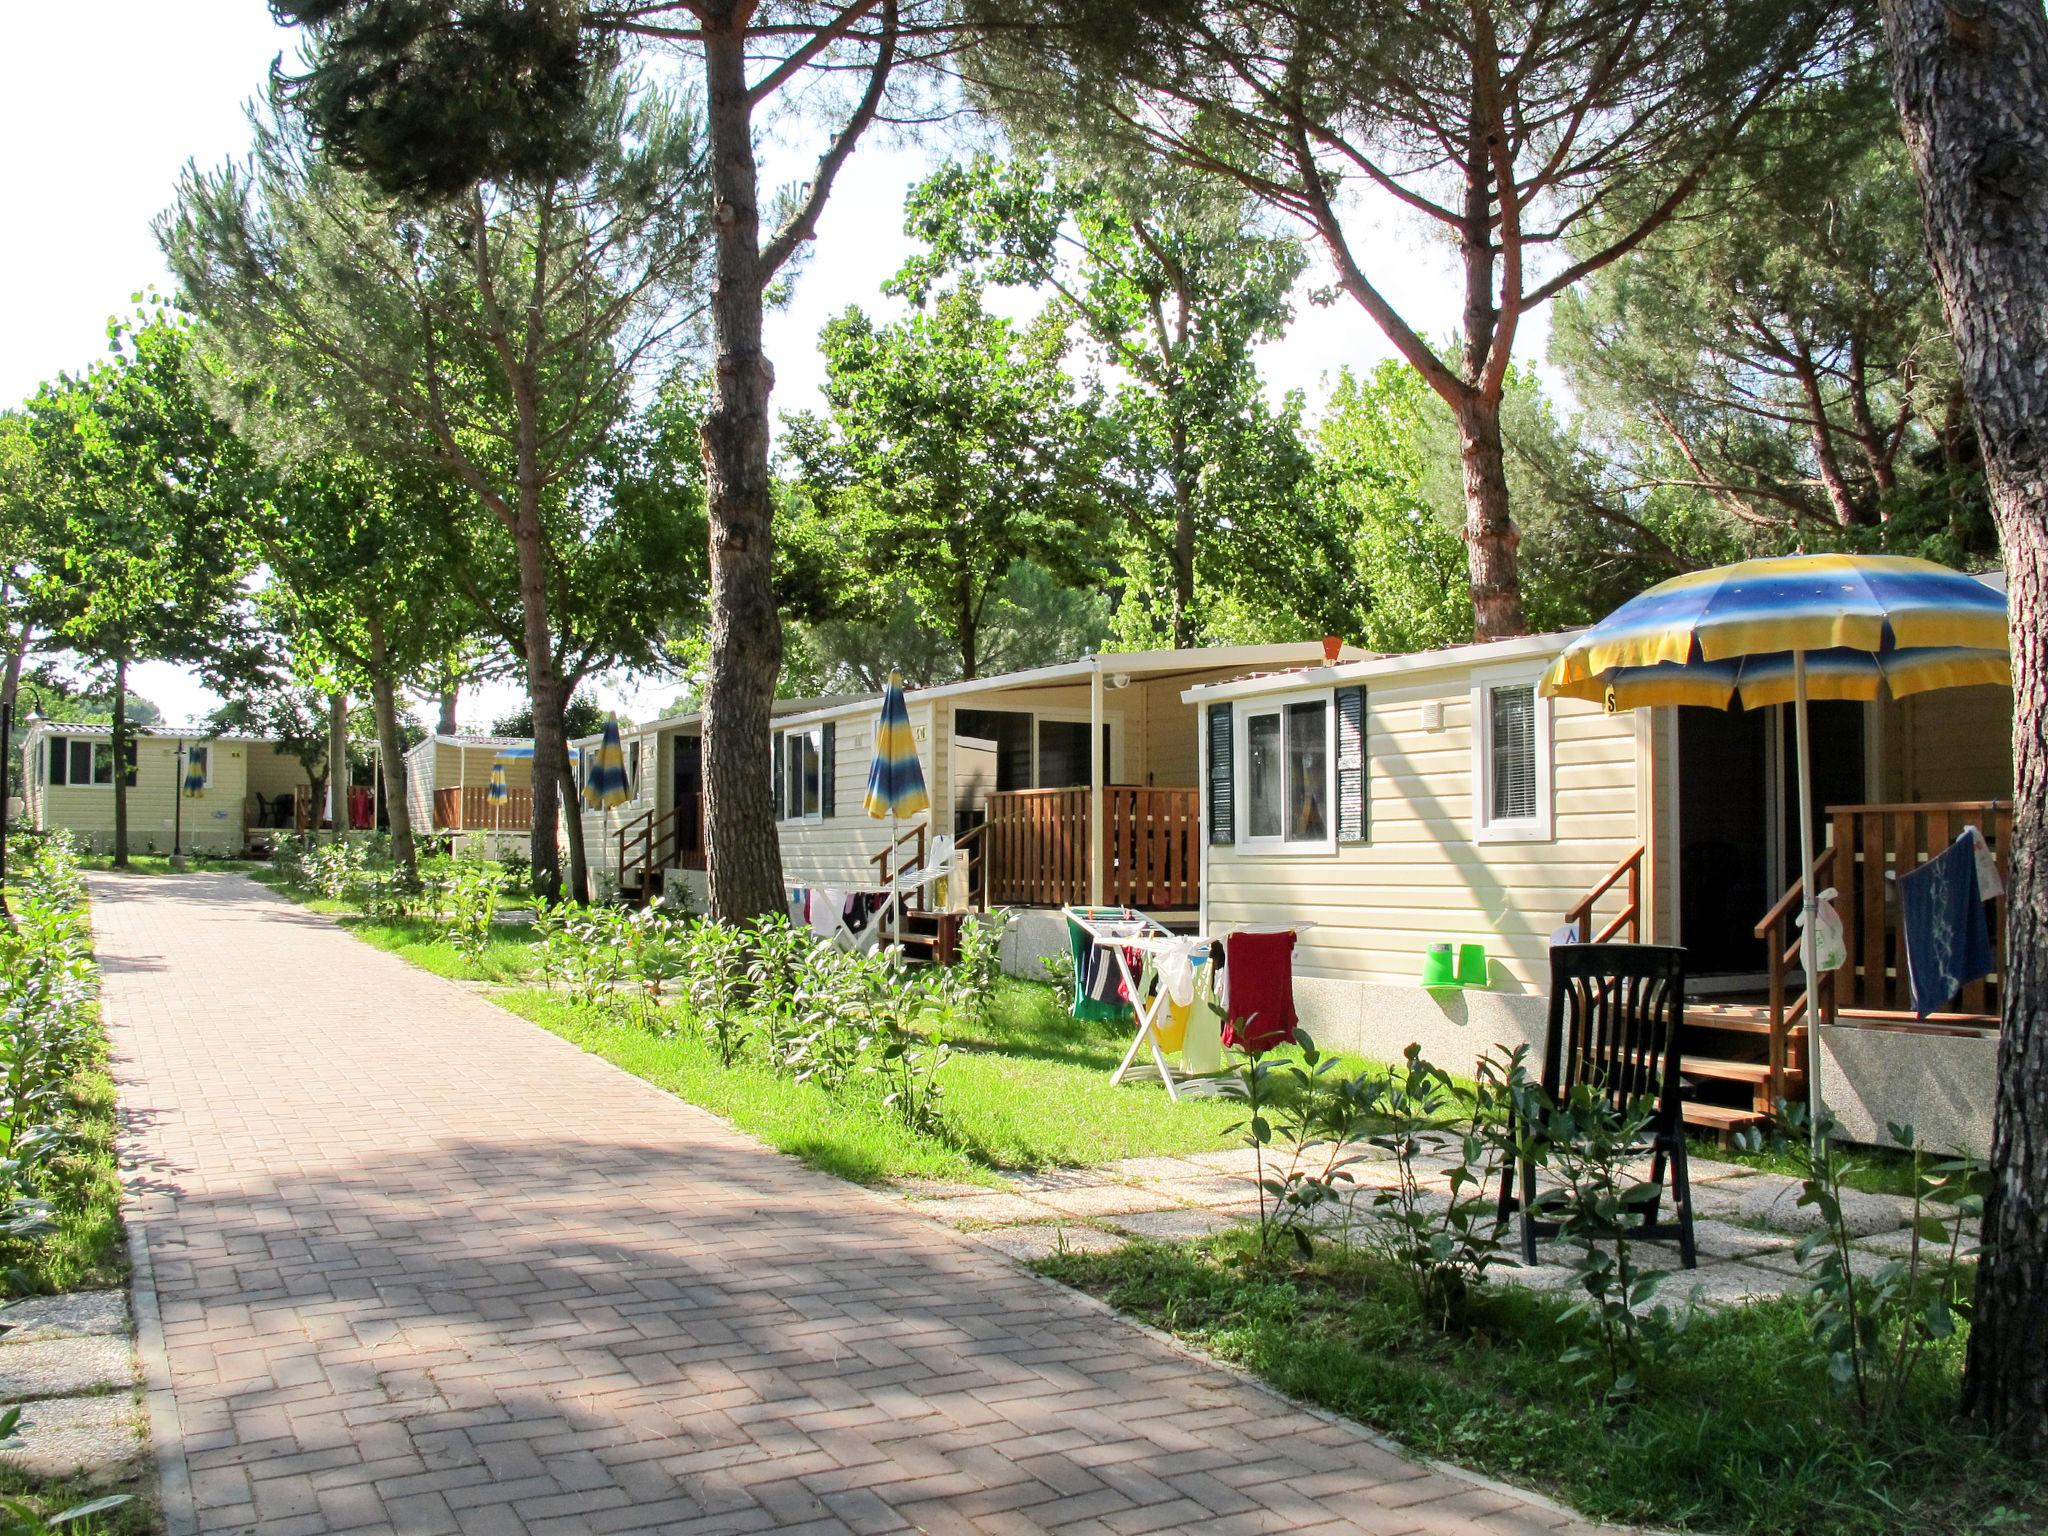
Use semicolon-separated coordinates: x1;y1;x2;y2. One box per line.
1222;930;1298;1054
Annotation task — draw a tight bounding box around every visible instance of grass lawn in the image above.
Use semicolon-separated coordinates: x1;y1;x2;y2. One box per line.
78;853;261;876
1043;1233;2043;1536
499;979;1250;1184
0;1026;128;1296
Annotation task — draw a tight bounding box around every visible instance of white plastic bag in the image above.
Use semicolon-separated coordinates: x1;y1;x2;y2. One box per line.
1799;887;1848;973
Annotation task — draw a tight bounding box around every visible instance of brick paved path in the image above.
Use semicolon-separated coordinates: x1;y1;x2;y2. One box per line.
98;872;1606;1536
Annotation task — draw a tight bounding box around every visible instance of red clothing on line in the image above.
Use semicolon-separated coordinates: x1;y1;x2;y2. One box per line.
1221;930;1298;1054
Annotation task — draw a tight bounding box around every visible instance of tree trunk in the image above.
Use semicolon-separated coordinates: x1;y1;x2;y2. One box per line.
365;618;417;885
110;652;129;868
437;686;458;736
510;514;566;902
697;16;787;923
0;619;30;743
558;754;590;904
1454;394;1525;640
1880;0;2048;1455
1171;419;1196;648
326;691;349;834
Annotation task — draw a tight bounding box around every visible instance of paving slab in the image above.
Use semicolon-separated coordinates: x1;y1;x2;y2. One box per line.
1738;1180;1907;1237
1028;1184;1186;1218
0;1337;133;1402
94;871;1620;1536
0;1291;131;1343
0;1393;146;1486
967;1224;1128;1263
1109;1208;1240;1243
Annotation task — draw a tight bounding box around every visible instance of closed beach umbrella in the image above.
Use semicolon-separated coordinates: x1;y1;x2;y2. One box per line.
488;759;508;832
864;673;929;940
864;672;929;823
182;748;206;797
1545;552;2009;1135
586;716;631;812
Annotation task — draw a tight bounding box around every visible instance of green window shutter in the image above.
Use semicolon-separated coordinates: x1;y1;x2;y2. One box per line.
49;739;65;787
1336;685;1368;844
1206;702;1234;846
820;721;837;818
771;731;785;821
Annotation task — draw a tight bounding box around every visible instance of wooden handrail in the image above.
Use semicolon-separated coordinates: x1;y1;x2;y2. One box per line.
1564;843;1643;945
1753;846;1837;940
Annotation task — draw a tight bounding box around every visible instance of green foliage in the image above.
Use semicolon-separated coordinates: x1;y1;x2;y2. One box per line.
784;282;1105;679
1220;1035;1379;1261
1356;1045;1512;1328
1741;1108;1984;1427
0;837;110;1264
1041;1233;2037;1536
491;691;606;743
894;153;1357;647
1552;75;1990;557
1511;1075;1694;1398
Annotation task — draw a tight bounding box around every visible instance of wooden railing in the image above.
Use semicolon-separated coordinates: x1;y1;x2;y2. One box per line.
617;805;688;899
982;786;1201;909
431;785;533;832
1753;845;1836;1102
1763;801;2010;1035
1565;843;1644;945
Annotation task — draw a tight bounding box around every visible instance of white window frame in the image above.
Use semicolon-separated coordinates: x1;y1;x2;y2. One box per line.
1471;662;1554;844
51;735;117;789
777;724;824;824
1233;687;1337;855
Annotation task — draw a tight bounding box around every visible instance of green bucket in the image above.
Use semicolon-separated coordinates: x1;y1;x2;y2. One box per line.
1421;942;1457;988
1456;943;1490;988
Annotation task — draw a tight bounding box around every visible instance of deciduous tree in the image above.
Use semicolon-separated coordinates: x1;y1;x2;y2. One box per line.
24;316;256;865
784;283;1102;679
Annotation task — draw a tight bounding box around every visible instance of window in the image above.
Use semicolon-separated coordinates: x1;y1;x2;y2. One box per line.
1035;719;1112;790
776;725;823;822
1235;692;1335;851
955;709;1032;791
48;735;118;788
626;741;641;797
1472;664;1553;842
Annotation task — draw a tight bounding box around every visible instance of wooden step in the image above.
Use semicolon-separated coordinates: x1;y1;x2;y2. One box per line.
1681;1101;1769;1134
1685;1007;1807;1038
1679;1056;1774;1085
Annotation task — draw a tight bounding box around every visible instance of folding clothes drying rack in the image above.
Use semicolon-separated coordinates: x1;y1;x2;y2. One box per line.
1066;906;1214;1102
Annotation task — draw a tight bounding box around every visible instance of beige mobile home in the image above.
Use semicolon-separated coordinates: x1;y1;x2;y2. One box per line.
17;718;311;856
402;735;538;853
1183;627;2014;1154
587;697;847;907
761;644;1363;921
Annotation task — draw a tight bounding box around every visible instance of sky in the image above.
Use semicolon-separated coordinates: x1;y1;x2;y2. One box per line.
2;3;1531;735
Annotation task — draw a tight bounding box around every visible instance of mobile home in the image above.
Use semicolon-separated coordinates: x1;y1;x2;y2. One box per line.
17;718;312;856
1183;627;2014;1154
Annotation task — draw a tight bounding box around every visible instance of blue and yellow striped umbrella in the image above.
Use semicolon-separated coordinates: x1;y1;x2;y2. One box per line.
487;760;509;803
584;715;631;812
182;747;205;797
1544;552;2008;1141
1544;553;2008;711
863;672;929;821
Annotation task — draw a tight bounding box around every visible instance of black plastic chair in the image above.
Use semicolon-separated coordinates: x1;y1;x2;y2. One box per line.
1495;943;1697;1268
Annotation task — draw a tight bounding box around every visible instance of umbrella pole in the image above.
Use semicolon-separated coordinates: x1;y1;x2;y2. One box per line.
1793;651;1827;1150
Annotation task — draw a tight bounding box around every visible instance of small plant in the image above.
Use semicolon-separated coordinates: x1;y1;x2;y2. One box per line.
943;910;1010;1032
1513;1074;1692;1398
1219;1037;1377;1261
529;899;570;990
626;908;690;1029
1358;1044;1511;1327
1740;1107;1982;1426
684;919;750;1065
304;838;370;902
444;864;505;968
1038;951;1076;1010
865;966;950;1133
561;906;628;1012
